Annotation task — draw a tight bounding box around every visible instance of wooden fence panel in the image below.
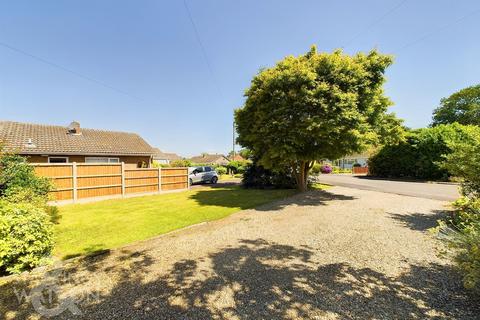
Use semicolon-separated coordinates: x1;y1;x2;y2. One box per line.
76;164;122;199
32;163;189;203
352;166;369;175
77;186;122;199
124;168;159;194
34;164;74;201
77;164;122;176
161;167;188;190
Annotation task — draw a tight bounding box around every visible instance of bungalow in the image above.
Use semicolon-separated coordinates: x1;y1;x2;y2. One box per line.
152;148;182;165
229;154;246;162
0;120;154;168
189;153;229;166
333;152;370;169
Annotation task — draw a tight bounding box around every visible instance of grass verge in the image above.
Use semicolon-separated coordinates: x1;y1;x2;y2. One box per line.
54;186;296;259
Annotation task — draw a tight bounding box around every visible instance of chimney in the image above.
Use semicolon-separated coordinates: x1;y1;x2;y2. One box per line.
25;138;36;148
67;121;81;135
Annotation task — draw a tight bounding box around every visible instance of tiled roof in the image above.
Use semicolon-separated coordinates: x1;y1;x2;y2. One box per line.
229;154;245;161
152;148;182;161
0;121;154;156
189;154;229;164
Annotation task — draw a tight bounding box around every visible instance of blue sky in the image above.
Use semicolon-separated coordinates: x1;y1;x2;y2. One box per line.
1;1;479;156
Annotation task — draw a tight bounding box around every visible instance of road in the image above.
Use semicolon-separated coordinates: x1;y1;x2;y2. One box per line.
316;174;460;201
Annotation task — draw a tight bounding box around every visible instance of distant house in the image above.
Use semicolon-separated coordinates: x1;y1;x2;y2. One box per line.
0;120;154;168
190;153;229;166
229;154;246;162
333;152;370;169
152;148;182;165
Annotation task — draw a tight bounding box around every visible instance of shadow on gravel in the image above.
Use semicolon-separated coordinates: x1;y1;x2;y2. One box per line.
189;187;355;211
389;210;449;231
2;239;479;319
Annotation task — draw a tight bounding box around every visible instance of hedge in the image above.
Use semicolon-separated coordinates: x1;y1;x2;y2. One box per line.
368;124;480;180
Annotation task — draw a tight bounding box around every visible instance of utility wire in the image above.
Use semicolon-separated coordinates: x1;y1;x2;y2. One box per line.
182;0;224;100
395;7;480;52
342;0;409;49
0;41;149;103
182;0;233;152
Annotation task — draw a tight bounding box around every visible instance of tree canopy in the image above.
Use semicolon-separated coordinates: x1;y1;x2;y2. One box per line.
368;123;480;180
432;84;480;126
235;46;403;191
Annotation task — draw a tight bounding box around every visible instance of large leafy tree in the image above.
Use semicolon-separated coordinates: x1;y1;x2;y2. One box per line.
235;46;402;191
432;84;480;126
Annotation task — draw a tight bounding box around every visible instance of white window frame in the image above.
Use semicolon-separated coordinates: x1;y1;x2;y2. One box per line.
48;156;69;163
85;157;120;164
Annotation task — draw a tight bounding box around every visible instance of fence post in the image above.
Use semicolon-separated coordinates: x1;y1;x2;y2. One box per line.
72;162;78;203
158;167;162;193
186;167;190;189
121;162;125;197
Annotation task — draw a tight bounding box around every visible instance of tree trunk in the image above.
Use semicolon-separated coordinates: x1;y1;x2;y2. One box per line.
295;161;313;192
295;161;308;192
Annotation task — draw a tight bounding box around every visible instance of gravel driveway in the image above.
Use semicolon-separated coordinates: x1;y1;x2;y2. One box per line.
1;186;479;319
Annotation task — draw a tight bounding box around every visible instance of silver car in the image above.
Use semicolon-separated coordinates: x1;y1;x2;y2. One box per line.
189;166;219;185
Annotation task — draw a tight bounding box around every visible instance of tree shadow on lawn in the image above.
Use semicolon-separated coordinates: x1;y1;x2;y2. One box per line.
62;244;110;261
2;239;479;319
389;210;449;232
189;187;356;211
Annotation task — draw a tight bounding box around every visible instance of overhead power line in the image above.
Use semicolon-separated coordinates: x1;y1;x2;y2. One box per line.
182;0;224;100
0;41;148;103
395;7;480;52
342;0;409;49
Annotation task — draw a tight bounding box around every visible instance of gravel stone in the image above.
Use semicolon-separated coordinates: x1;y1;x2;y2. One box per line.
1;186;479;319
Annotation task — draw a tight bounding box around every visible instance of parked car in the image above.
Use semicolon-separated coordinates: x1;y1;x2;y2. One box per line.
189;166;219;185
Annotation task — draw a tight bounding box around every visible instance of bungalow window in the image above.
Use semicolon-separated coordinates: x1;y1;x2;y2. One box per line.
85;157;120;163
48;157;69;163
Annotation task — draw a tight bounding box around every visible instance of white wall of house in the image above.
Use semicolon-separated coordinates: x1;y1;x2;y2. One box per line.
153;159;170;165
333;157;368;169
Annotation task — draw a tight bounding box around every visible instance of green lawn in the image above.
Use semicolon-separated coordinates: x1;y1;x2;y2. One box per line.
54;186;296;259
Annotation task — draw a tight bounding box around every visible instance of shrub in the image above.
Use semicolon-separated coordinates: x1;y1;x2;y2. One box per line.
0;154;52;198
170;159;192;168
152;162;170;168
0;200;54;274
216;166;227;175
311;163;322;175
449;198;480;228
368;124;480;180
0;153;56;275
433;128;480;293
242;162;296;189
320;165;332;174
435;199;480;292
443;127;480;198
332;167;352;174
227;160;248;174
3;187;48;208
226;161;238;172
